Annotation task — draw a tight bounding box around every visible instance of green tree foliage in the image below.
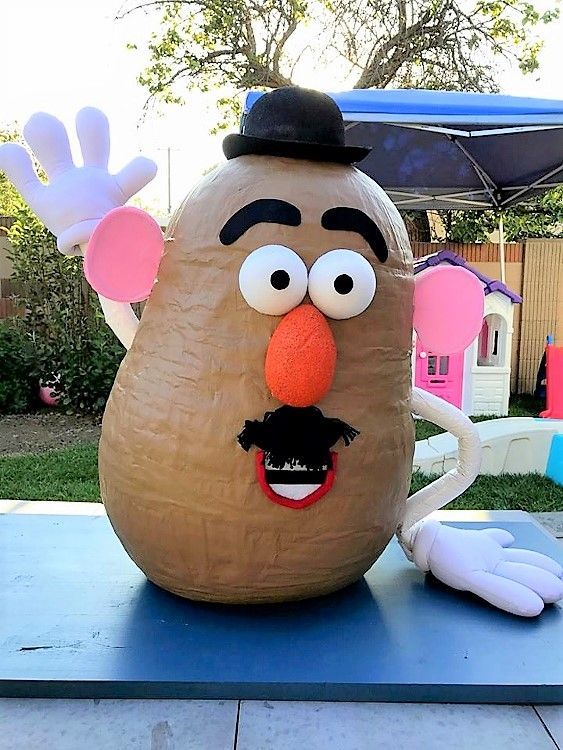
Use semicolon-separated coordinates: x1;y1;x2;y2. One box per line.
0;319;36;413
121;0;558;122
0;128;26;216
437;187;563;242
0;127;125;414
6;205;124;414
438;211;498;243
503;187;563;239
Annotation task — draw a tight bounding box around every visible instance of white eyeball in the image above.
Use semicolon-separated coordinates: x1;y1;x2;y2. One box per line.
308;249;376;320
239;245;308;315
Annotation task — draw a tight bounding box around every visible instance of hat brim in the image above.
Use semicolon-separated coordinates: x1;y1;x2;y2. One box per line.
222;134;370;164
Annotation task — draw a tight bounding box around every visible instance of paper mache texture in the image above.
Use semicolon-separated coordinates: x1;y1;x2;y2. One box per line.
99;155;415;603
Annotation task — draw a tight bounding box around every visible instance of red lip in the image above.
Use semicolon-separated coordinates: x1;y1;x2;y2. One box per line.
255;450;338;509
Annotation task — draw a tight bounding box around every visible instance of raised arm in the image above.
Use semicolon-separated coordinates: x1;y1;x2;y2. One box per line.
0;108;158;348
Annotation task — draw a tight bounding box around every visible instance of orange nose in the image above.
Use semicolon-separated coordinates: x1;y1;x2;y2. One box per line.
265;304;337;407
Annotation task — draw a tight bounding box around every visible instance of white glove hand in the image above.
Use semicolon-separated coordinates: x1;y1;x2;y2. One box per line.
0;108;156;255
407;520;563;617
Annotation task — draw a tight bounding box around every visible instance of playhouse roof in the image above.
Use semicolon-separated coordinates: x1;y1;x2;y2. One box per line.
413;249;522;303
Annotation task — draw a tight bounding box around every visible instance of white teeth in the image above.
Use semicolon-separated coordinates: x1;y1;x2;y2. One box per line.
270;484;322;500
264;456;329;500
264;458;328;471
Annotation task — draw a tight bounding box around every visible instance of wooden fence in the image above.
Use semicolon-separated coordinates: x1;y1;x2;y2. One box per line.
0;278;22;298
517;240;563;394
0;216;15;231
0;278;24;319
0;298;23;318
411;241;524;263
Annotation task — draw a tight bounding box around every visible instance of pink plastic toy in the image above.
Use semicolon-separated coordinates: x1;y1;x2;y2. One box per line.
39;380;60;406
540;344;563;419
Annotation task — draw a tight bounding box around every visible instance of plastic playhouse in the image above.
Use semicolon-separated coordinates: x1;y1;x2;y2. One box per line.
413;250;521;417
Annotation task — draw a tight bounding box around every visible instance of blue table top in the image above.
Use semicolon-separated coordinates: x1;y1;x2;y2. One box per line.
1;513;562;702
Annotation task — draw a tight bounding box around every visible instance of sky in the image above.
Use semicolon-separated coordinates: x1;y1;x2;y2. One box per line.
1;0;562;220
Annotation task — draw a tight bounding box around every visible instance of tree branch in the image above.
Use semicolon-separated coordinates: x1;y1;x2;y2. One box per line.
354;8;434;88
122;0;557;120
272;17;299;76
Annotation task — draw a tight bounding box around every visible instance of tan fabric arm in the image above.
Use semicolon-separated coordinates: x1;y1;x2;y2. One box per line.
398;387;481;551
79;242;139;349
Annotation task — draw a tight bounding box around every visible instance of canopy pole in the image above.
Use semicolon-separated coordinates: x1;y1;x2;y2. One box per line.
498;212;506;284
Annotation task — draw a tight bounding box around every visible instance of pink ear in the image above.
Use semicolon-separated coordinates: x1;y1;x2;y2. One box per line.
84;206;164;303
413;266;484;354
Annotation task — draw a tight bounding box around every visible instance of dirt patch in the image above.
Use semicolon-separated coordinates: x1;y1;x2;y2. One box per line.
0;412;101;456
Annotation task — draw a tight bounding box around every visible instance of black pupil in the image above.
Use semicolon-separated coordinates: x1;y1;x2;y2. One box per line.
270;269;290;290
334;274;354;295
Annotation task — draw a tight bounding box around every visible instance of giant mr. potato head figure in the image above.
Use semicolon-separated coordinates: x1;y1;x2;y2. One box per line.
1;86;561;616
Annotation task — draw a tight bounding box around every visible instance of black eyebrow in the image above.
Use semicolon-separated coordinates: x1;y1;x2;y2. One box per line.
321;207;388;263
219;198;301;245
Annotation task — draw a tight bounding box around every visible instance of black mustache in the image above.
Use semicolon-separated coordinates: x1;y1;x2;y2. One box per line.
237;406;359;469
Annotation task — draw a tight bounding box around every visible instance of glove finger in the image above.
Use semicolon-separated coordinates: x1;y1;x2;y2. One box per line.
466;570;544;617
0;143;44;204
503;548;562;578
494;561;563;604
114;156;157;201
76;107;110;169
23;112;74;181
482;528;514;547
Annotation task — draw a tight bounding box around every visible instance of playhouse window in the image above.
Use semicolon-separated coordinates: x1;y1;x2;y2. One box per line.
426;355;449;376
477;314;507;367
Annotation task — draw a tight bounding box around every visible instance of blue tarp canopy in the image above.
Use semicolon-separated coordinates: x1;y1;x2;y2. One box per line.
244;89;563;211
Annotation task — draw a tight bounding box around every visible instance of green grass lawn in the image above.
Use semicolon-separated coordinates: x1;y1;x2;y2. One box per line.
1;437;561;511
0;443;100;502
411;472;563;513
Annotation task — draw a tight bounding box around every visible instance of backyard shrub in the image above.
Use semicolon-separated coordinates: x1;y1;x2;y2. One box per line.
0;319;36;413
7;206;125;414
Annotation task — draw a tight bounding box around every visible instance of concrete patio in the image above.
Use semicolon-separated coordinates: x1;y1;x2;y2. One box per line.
0;699;561;749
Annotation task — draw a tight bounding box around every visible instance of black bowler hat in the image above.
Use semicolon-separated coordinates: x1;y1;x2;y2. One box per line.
222;86;371;164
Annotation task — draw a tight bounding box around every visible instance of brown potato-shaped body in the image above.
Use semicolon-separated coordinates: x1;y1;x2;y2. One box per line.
99;156;415;603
